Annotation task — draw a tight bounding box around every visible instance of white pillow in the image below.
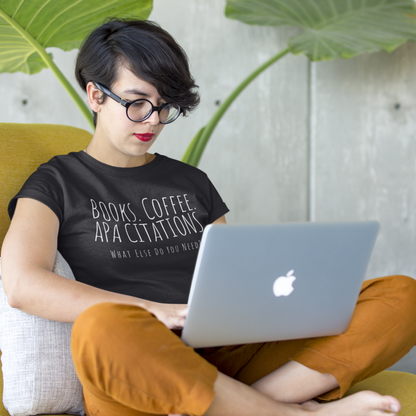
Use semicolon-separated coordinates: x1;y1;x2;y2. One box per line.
0;252;84;416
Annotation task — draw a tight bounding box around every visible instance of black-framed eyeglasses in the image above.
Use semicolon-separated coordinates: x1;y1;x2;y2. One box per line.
94;82;182;125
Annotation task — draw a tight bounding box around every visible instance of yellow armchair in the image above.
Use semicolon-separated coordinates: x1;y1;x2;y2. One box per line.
0;123;92;246
0;123;91;416
0;123;415;415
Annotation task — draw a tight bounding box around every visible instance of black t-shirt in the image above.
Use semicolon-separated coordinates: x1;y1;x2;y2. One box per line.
9;152;229;303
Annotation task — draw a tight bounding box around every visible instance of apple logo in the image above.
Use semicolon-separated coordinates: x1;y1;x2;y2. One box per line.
273;269;296;297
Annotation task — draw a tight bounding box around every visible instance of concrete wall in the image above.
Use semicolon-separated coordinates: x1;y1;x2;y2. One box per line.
1;0;416;370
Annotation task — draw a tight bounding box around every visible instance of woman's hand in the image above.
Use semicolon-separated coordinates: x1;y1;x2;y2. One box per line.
145;302;188;329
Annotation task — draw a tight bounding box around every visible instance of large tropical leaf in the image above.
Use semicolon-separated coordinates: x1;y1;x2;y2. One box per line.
225;0;416;61
0;0;152;74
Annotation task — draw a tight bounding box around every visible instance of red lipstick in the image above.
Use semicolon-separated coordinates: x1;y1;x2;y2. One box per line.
134;133;154;142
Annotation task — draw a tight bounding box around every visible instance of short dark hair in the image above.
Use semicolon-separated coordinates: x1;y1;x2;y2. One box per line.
75;19;200;126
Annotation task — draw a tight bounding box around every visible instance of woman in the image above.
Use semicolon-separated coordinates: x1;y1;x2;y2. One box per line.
2;18;416;416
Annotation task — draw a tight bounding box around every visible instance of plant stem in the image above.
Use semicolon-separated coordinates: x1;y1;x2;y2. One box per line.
182;126;204;165
40;52;95;130
183;46;290;167
0;9;94;130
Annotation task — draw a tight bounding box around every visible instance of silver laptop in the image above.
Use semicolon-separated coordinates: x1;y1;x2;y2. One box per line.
181;221;379;348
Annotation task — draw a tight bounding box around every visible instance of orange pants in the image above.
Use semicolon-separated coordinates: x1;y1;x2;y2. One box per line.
71;275;416;416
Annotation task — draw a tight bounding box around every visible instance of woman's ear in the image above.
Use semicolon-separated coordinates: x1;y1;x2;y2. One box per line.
86;82;103;113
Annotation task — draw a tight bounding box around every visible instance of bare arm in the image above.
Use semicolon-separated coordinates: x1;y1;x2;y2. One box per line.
213;215;227;225
1;198;187;327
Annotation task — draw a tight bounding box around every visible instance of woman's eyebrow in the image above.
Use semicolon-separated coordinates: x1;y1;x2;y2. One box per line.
123;88;151;97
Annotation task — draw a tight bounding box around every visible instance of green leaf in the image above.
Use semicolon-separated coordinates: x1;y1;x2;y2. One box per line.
225;0;416;61
181;47;290;167
182;127;206;167
0;0;153;75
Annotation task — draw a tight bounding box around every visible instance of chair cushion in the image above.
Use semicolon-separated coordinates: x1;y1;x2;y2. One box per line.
0;122;92;248
0;253;84;416
345;370;416;415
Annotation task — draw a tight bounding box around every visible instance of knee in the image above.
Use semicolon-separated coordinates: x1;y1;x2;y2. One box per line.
71;303;120;359
364;275;416;314
73;303;121;342
382;275;416;348
396;274;416;290
71;303;151;358
388;274;416;296
397;275;416;306
71;303;156;381
378;275;416;315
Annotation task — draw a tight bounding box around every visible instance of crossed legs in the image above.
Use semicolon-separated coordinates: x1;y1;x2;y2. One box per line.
203;371;400;416
72;275;416;416
251;361;339;403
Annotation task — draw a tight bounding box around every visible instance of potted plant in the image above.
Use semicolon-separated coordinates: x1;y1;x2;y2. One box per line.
182;0;416;166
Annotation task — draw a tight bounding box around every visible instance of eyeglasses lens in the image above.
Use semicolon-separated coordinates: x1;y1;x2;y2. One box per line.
159;104;181;124
127;100;180;124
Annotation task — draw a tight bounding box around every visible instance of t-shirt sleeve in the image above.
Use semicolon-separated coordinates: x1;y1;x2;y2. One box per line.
206;177;229;223
8;163;64;223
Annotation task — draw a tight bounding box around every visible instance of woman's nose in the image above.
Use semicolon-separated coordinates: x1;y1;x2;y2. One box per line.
145;109;160;125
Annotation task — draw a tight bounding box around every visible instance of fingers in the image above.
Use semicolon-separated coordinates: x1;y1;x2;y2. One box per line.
161;305;187;329
148;303;188;329
177;306;188;318
170;314;186;330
